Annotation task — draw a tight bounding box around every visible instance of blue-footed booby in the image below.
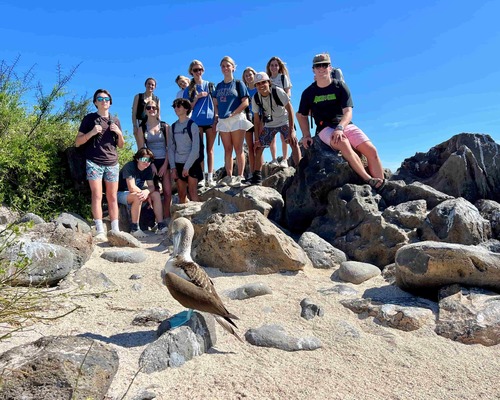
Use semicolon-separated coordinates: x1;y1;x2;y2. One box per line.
161;217;242;342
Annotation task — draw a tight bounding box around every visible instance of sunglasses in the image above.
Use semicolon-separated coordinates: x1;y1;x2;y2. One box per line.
146;106;157;111
96;96;110;102
138;157;151;163
314;63;330;69
172;104;184;108
192;68;204;73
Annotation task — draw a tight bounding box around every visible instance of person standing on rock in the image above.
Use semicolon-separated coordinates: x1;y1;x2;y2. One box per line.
75;89;125;242
132;78;160;147
248;72;301;185
117;148;168;237
296;53;386;191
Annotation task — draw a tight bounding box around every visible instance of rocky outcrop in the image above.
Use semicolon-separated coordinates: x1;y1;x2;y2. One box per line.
393;133;500;203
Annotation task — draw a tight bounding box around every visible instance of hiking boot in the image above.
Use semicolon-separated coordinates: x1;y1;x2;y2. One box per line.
249;171;263;186
131;229;147;238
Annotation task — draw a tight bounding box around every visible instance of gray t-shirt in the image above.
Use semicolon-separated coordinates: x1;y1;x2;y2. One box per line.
143;122;167;160
251;87;290;128
167;118;200;170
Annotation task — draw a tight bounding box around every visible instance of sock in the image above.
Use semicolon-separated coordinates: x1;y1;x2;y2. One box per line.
94;219;104;233
207;172;213;181
111;219;120;232
130;222;139;231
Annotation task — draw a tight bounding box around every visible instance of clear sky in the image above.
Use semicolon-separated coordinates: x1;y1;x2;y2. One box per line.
2;0;499;172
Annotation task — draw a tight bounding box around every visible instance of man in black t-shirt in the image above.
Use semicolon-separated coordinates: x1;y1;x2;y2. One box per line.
297;53;386;191
117;148;168;237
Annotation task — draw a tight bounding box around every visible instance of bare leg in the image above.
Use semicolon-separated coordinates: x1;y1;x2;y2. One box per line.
105;180;119;222
177;179;188;204
330;136;372;182
188;177;200;202
161;171;172;218
206;127;217;174
355;141;384;180
88;179;103;220
149;190;164;223
280;132;289;161
245;130;255;173
220;131;234;176
232;129;246;177
270;135;277;161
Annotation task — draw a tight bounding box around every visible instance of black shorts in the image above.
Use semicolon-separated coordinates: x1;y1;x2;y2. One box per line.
175;162;203;183
198;125;212;132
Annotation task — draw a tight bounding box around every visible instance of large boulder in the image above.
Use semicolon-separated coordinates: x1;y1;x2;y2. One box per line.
476;199;500;240
0;335;119;399
393;133;500;203
193;210;311;274
395;241;500;294
420;198;491;245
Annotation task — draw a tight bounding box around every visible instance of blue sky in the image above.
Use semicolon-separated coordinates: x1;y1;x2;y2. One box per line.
1;0;499;171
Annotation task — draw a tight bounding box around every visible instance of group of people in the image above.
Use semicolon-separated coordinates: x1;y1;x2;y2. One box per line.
76;53;385;241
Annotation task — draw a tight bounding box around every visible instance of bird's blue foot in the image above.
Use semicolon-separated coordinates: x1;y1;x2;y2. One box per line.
166;309;193;329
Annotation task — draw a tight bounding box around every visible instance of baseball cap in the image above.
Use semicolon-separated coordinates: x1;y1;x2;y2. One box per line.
254;72;270;84
312;53;331;65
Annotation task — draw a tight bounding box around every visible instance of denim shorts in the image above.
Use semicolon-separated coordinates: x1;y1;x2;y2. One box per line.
86;159;119;182
258;124;290;147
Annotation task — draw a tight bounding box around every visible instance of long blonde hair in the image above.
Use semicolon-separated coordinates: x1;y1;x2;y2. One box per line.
266;56;290;78
220;56;236;69
242;67;257;87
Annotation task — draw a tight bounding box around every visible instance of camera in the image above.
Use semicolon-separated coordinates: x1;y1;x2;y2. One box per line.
263;113;273;123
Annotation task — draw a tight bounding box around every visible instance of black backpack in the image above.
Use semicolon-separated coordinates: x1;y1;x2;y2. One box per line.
253;87;284;119
171;119;204;163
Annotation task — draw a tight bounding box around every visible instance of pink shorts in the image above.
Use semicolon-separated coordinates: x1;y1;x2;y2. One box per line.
318;124;370;149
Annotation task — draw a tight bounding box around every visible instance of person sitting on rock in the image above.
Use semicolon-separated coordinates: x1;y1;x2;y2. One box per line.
248;72;301;185
296;53;386;191
117;148;168;237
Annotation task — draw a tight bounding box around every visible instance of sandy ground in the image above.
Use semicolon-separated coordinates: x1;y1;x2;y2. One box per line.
1;234;499;400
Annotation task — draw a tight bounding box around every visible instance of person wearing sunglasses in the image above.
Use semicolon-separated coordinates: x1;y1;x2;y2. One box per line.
212;56;253;188
137;100;172;226
131;77;160;147
167;98;202;204
296;53;386;192
75;89;125;242
184;60;217;188
117;148;168;237
242;67;258;178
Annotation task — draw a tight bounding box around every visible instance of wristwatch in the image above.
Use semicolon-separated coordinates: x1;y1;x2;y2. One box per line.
335;125;344;131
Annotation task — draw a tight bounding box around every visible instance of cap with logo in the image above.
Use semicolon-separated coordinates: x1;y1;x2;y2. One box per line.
253;72;270;84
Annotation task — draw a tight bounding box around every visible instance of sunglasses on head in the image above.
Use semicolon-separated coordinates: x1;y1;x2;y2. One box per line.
138;157;151;163
192;68;204;73
146;105;157;111
96;96;110;102
314;63;330;69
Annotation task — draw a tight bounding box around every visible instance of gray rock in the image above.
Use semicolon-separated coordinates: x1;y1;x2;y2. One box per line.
420;198;491;245
395;241;500;293
1;239;74;286
227;282;273;300
318;284;359;296
101;250;147;263
300;298;324;320
54;212;91;234
133;308;171;326
476;199;500;239
435;284;500;346
107;230;142;248
0;205;20;225
130;274;143;280
58;268;117;291
17;212;45;225
0;335;119;400
382;199;428;230
245;324;322;351
298;231;347;269
140;312;216;372
338;261;381;284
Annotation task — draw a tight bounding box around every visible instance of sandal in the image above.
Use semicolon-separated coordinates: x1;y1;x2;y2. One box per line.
367;178;387;192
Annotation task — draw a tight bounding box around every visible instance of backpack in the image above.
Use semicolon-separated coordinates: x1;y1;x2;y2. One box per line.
171;119;204;163
252;87;285;120
331;67;345;83
140;121;168;149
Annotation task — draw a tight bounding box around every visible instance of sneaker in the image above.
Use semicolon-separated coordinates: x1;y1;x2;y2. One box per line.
198;179;206;188
155;225;168;235
279;159;288;168
94;232;107;243
229;176;243;188
206;178;216;188
269;159;279;167
219;176;233;186
131;229;147;238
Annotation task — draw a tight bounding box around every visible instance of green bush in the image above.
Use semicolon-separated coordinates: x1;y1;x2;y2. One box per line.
0;57;134;220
